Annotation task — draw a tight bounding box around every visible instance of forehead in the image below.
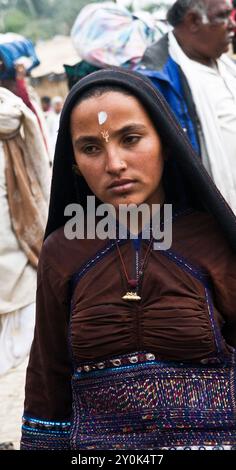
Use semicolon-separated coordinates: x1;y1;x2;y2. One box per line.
206;0;232;15
71;91;152;130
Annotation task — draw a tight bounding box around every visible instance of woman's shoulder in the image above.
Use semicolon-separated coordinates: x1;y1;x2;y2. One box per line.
39;225;108;278
172;208;234;264
173;208;228;241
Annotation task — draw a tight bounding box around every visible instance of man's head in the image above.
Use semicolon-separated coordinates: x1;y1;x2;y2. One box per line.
52;96;63;114
41;96;51;112
167;0;235;63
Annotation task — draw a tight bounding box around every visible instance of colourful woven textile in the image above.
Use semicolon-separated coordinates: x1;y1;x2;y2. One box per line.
21;417;71;450
69;352;236;449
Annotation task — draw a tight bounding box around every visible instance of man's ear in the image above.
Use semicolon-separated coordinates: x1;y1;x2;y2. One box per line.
184;10;204;33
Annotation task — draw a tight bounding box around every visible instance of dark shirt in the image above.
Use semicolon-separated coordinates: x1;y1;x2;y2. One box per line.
23;209;236;421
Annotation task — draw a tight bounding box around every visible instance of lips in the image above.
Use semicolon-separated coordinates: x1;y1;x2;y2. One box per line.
226;33;234;42
108;178;136;189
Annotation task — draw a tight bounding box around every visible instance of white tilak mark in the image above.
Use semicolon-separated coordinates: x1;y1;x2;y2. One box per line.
98;111;107;125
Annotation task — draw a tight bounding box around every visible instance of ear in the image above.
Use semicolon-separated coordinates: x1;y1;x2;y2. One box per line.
184;10;204;33
72;164;81;176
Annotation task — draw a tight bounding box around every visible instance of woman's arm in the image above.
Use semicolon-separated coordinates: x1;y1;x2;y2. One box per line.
174;212;236;349
198;238;236;348
212;255;236;348
20;243;73;450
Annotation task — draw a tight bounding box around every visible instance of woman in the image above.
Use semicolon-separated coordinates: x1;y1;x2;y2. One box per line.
21;69;236;450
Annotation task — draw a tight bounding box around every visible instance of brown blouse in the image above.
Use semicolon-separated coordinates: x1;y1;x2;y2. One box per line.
23;209;236;421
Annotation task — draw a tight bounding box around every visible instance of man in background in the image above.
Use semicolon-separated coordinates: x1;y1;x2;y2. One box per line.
231;0;236;52
41;95;51;115
137;0;236;213
45;95;63;159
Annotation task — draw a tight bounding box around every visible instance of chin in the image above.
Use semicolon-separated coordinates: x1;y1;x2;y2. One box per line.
114;198;142;208
220;43;230;55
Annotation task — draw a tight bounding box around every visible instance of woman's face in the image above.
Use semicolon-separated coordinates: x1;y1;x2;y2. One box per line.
70;91;165;209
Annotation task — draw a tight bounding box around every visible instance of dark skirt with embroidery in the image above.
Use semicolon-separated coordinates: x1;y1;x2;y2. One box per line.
21;351;236;450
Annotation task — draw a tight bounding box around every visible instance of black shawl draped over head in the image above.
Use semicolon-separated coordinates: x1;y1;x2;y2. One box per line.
44;68;236;251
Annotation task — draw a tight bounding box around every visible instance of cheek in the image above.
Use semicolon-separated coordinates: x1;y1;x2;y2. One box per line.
212;30;227;46
135;140;163;173
74;151;100;174
74;157;105;193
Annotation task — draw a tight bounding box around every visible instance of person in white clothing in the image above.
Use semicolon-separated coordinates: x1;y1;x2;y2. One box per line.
0;88;51;375
138;0;236;213
46;96;64;159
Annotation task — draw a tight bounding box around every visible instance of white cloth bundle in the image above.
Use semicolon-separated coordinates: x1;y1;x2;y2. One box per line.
71;2;164;67
0;87;50;203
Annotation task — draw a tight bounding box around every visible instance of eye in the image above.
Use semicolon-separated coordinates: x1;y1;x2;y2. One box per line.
123;135;141;145
218;12;230;19
211;11;231;23
82;145;101;155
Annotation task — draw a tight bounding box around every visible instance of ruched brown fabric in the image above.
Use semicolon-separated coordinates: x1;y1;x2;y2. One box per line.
45;210;236;364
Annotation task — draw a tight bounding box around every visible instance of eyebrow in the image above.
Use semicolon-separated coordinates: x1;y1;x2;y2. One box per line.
211;5;232;16
73;124;147;148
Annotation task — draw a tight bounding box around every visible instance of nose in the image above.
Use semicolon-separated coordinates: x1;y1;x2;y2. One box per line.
104;146;127;175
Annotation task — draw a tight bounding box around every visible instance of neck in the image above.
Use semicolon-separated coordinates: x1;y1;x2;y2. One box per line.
173;30;213;67
117;187;165;236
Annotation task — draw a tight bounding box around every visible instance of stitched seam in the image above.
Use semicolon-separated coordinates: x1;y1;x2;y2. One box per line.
71;239;125;291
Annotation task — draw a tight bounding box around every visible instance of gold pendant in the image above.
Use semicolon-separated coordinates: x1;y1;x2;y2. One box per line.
122;291;141;301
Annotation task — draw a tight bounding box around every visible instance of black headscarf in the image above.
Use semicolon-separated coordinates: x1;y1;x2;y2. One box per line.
44;68;236;251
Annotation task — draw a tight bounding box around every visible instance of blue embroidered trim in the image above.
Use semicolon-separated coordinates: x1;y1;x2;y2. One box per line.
22;415;71;426
22;425;70;435
22;415;71;434
159;249;209;284
73;357;225;380
70;239;126;292
205;287;228;358
70;206;193;293
74;361;156;379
